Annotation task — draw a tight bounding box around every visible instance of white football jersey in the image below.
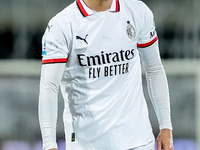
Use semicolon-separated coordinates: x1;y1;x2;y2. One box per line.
42;0;158;149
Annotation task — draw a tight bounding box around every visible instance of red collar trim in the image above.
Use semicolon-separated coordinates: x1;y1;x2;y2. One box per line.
77;0;89;17
115;0;120;12
77;0;120;17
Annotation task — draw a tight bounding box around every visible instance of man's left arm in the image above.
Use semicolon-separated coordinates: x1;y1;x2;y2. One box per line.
138;40;173;150
137;3;173;149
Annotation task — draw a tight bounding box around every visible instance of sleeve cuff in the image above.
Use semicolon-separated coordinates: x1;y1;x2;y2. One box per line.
159;122;173;131
43;142;58;150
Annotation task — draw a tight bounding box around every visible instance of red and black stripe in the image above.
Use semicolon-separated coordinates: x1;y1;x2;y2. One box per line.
77;0;89;17
115;0;120;12
42;58;67;64
137;36;158;48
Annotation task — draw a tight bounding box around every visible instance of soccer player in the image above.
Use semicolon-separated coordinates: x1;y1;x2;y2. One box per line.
39;0;174;150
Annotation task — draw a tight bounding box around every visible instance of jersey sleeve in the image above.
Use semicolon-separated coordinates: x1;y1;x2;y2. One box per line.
137;3;172;131
137;3;158;48
41;16;71;64
139;40;173;131
39;63;66;150
39;15;71;150
137;4;173;130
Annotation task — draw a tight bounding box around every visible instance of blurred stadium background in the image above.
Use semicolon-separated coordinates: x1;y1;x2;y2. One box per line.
0;0;200;149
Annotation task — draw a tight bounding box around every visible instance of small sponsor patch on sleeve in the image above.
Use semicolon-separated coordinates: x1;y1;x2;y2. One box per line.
43;40;46;49
150;30;156;39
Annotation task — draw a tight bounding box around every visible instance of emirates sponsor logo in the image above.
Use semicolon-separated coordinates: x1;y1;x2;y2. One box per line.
77;49;135;78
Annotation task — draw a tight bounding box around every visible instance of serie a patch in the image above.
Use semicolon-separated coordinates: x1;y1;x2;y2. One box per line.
42;51;46;56
71;133;75;142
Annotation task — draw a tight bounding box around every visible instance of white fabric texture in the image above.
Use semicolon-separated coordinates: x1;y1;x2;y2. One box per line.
41;17;71;60
39;63;65;150
139;41;172;130
128;140;155;150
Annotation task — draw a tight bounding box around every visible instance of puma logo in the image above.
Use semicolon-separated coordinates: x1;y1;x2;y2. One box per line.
76;34;88;44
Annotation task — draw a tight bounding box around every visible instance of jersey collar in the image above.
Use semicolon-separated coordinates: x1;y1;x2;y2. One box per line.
76;0;120;17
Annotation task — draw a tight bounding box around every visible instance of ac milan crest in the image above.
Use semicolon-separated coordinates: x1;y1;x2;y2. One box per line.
126;20;136;39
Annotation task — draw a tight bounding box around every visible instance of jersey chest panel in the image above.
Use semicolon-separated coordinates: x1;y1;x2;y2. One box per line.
66;12;140;81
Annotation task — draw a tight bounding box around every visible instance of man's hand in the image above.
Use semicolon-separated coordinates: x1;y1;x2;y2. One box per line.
157;129;174;150
49;149;57;150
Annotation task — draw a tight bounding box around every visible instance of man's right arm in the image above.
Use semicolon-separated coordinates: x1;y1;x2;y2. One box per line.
39;14;71;150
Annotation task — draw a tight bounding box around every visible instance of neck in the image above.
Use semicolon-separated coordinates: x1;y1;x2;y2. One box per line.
83;0;113;12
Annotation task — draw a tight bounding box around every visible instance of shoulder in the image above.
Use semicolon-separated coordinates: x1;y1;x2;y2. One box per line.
48;1;76;28
43;3;76;43
121;0;154;28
